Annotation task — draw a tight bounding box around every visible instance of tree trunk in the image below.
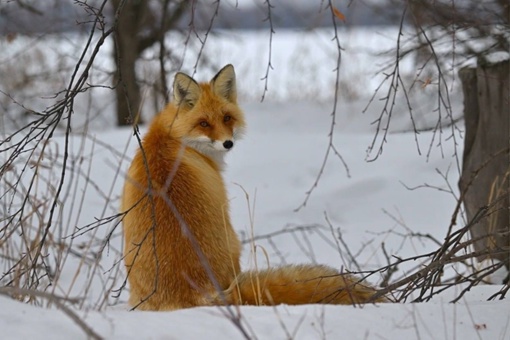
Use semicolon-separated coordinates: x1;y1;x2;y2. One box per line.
113;37;142;126
111;0;151;126
458;60;510;271
110;0;188;126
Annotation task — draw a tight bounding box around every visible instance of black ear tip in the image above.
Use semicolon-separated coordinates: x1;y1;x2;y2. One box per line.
212;64;235;83
222;64;234;73
174;72;187;82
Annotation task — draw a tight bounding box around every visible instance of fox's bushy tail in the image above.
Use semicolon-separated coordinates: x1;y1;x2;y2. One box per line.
215;264;387;306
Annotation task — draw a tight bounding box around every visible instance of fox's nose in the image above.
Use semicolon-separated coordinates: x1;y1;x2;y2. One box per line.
223;140;234;150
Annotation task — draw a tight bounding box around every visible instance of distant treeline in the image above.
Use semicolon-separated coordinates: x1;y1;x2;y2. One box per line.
0;1;405;35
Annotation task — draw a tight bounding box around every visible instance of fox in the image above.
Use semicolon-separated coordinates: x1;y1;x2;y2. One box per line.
121;64;386;311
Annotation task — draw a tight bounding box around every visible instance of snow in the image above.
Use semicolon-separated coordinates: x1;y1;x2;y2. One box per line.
486;51;510;64
2;290;509;339
1;25;509;339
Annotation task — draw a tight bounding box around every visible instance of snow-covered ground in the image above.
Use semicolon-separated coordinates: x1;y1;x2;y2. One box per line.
2;287;509;339
1;24;508;339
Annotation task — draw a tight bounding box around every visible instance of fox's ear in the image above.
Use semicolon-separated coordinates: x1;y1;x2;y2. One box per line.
211;64;237;103
173;72;201;108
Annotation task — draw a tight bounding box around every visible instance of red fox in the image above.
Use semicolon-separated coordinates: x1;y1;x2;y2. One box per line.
122;64;386;310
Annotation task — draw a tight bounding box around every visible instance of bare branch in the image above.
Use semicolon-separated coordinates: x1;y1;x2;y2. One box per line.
295;0;350;211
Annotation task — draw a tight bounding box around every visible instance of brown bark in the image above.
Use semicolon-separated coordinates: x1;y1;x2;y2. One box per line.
111;0;151;126
458;60;510;271
112;35;143;126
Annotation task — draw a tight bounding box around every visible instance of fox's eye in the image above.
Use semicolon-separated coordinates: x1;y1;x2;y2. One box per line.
199;121;209;128
224;115;231;122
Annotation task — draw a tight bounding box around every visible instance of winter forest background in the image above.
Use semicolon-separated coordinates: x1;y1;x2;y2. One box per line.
0;1;509;339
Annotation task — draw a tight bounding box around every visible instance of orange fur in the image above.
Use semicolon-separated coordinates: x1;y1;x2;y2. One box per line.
220;264;387;306
122;65;386;311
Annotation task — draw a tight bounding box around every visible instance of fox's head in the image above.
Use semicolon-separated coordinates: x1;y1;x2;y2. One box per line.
168;64;246;167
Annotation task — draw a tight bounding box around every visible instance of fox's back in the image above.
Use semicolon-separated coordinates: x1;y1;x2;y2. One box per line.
122;110;241;310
